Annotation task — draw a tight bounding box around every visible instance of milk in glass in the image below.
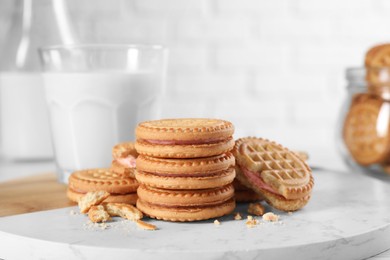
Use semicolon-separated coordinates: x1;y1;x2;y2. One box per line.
42;72;161;175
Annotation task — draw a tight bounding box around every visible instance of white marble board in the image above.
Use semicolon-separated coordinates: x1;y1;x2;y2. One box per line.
1;169;390;260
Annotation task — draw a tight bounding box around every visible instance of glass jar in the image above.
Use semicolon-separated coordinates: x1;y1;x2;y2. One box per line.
338;67;390;175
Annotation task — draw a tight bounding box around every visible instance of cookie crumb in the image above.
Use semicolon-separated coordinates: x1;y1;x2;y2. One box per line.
136;220;157;231
234;212;242;220
214;219;221;225
247;203;265;216
262;212;279;222
69;209;77;215
99;223;109;230
288;211;293;216
246;215;258;228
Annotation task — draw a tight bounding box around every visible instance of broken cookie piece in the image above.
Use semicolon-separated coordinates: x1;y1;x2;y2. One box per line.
88;205;111;223
78;191;110;214
105;202;143;221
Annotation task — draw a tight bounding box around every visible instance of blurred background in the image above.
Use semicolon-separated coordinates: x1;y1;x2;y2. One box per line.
1;0;390;153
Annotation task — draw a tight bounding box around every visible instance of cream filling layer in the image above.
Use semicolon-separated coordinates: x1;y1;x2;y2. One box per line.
142;137;229;145
117;155;136;168
240;165;282;197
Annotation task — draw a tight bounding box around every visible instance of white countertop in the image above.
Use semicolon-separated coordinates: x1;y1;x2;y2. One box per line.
1;146;390;260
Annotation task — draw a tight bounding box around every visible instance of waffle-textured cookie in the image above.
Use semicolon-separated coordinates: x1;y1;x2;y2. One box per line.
343;93;390;165
233;137;314;211
136;184;235;222
135;153;235;189
135;118;235;158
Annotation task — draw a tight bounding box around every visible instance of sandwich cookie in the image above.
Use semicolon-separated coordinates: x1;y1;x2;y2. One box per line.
67;168;139;205
135;153;235;189
233;137;314;211
136;184;235;222
364;44;390;87
111;142;138;177
135;118;235;158
343;93;390;165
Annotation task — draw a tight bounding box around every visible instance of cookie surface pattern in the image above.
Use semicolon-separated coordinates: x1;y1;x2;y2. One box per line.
137;184;234;206
136;198;235;222
135;118;234;141
68;168;139;194
234;137;313;199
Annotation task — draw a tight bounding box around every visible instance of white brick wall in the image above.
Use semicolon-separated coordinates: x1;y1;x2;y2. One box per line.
1;0;389;151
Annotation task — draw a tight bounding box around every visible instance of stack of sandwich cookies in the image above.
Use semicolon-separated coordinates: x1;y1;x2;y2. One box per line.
233;137;314;211
135;118;236;222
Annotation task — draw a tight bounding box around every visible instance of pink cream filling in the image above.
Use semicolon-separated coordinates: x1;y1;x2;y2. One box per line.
142;137;228;145
117;155;137;168
240;165;281;196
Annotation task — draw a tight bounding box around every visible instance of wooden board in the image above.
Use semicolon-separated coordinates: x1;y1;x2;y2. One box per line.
0;173;76;217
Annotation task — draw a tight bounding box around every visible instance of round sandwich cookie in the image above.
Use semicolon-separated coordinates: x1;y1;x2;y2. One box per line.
364;44;390;86
233;137;314;212
365;43;390;68
233;178;263;203
135;118;235;158
111;142;138;177
136;184;235;222
67;168;139;205
135;153;235;189
343;93;390;166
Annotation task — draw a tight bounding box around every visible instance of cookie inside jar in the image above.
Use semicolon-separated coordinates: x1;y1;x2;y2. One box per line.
341;65;390;173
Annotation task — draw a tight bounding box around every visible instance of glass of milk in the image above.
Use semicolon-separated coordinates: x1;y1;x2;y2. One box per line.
39;44;167;183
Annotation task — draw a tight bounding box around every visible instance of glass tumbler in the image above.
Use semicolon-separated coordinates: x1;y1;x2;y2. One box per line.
39;44;167;183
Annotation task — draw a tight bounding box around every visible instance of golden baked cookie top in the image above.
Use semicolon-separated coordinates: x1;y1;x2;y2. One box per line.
135;118;234;141
68;168;139;194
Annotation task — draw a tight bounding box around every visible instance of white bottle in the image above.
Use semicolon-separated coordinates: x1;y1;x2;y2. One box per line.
0;72;52;160
0;0;74;160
